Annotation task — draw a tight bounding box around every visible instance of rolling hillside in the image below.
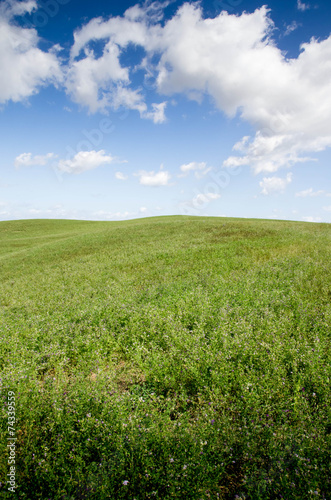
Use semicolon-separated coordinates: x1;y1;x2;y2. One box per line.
0;216;330;499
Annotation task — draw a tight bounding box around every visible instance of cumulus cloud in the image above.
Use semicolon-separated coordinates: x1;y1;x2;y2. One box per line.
70;10;147;60
224;133;324;174
69;1;177;60
66;9;167;120
0;0;37;17
259;173;292;195
66;42;130;113
4;1;331;172
145;102;167;124
0;0;62;104
66;44;167;120
14;152;56;167
143;3;331;174
15;149;125;176
57;150;114;174
323;205;331;212
136;166;171;186
112;86;167;123
70;3;331;171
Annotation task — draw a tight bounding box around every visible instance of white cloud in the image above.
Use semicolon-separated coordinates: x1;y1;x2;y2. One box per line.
66;42;129;113
62;2;331;164
139;206;147;213
115;171;128;180
0;1;62;104
180;161;206;174
70;11;147;60
259;173;292;195
136;167;171;186
179;161;212;178
323;205;331;212
14;152;55;167
66;46;167;121
57;150;114;174
152;4;331;173
303;216;322;222
0;0;37;17
297;0;311;11
70;1;178;60
4;1;331;173
224;134;325;174
284;21;300;37
145;101;167;124
112;86;167;123
295;188;329;197
15;150;125;176
121;3;331;173
67;10;167;120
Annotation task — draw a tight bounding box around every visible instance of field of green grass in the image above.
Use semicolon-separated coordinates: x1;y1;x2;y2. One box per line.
0;216;330;499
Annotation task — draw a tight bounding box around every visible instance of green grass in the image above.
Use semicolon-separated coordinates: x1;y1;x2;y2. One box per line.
0;216;330;499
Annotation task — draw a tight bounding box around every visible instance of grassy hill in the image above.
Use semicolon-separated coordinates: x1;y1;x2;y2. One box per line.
0;216;330;499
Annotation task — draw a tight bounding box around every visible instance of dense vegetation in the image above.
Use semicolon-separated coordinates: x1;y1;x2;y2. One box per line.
0;216;330;499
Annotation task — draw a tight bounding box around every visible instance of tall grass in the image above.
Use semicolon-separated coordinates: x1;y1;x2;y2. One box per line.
0;216;330;499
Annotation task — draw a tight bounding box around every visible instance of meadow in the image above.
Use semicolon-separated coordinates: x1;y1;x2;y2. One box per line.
0;216;330;499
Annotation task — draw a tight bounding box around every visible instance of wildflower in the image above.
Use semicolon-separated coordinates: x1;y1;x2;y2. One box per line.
123;480;129;486
170;458;174;463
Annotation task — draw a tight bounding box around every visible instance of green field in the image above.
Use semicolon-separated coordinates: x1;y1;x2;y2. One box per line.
0;216;330;499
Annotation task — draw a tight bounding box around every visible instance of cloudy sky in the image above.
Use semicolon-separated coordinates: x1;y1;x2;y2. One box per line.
1;0;331;222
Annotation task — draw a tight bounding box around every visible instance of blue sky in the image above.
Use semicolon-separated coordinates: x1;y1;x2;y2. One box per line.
0;0;330;222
